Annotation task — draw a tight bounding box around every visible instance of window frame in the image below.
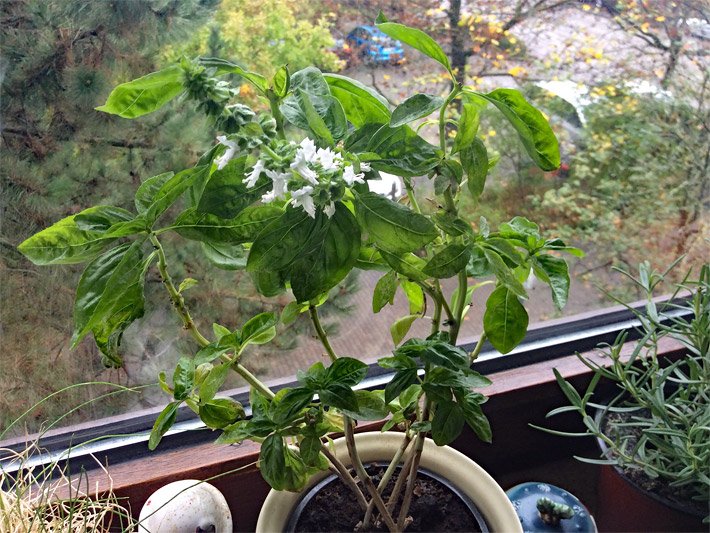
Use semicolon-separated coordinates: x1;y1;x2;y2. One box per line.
0;295;692;476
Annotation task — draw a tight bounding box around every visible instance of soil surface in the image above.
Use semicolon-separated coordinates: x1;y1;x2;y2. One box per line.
293;464;483;532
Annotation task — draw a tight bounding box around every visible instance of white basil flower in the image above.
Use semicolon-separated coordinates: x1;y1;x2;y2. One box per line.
342;165;365;186
315;147;342;171
245;159;265;188
360;162;371;172
291;186;316;218
264;169;289;200
215;136;238;170
323;201;336;218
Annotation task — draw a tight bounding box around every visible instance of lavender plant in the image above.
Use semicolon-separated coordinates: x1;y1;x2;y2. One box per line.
18;15;580;530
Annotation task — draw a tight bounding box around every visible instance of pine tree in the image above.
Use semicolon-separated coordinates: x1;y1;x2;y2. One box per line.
0;0;219;431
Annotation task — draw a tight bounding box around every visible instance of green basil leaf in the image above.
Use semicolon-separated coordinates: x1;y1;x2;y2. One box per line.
194;344;230;366
483;237;524;267
499;216;541;240
461;394;492;443
96;64;184;118
461;138;488;201
326;357;368;387
385;368;419;405
145;167;207;227
339;390;388;421
391;314;419;346
320;382;358;412
431;399;465;445
74;206;134;232
261;434;287;490
289;204;361;302
250;269;287;298
71;240;149;348
400;279;425;315
149;401;180;450
324;73;390;127
373;270;398;313
135;172;174;214
390;94;444;128
280;67;347;142
18;214;117;266
363;124;442;177
432;212;473;237
198;57;269;94
199;398;245;429
533;253;570;310
483;286;529;354
376;14;452;75
296;88;334;146
272;387;314;424
423;244;471;279
241;312;278;346
198;363;231;404
355;192;436;254
173;205;282;245
378;249;428;282
272;65;290;98
196;156;270;219
452;102;480;155
299;435;323;467
471;88;560;171
481;247;527;297
201;241;247;270
172;356;195;401
356;246;389;271
419;342;470;371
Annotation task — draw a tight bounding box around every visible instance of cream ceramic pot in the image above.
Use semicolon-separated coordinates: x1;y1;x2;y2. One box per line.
256;431;522;532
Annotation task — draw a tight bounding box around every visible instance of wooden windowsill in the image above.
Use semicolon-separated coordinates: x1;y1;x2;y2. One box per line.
59;337;684;531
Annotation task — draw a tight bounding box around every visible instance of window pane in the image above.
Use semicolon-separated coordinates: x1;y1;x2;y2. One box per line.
2;0;707;439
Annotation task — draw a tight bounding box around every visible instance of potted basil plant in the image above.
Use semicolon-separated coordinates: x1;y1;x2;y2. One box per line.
18;15;580;532
538;261;709;531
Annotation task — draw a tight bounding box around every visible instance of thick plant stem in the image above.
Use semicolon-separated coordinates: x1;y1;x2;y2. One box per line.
150;234;210;347
362;432;413;529
344;419;398;532
385;439;417;512
320;444;369;511
450;270;468;344
403;178;422;214
397;433;426;530
309;305;338;363
152;234;276;400
268;94;286;140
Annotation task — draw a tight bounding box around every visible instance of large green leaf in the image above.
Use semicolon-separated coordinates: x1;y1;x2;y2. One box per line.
373;270;398;313
135;172;175;214
470;88;560;171
390;94;444;128
201;241;247;270
241;312;278;347
461;393;492;443
144;167;208;226
324;73;390;127
198;57;269;94
96;65;184;118
18;214;116;265
483;286;529;354
376;14;452;75
149;401;180;450
71;240;150;349
74;206;134;232
460;138;488;201
289;204;361;302
390;315;419;346
431;399;465;445
378;249;428;282
533;253;570;310
422;244;471;279
326;357;368;387
172;205;282;245
296;88;334;146
361;124;442;177
199;398;245;429
452;102;481;155
339;390;388;421
246;207;319;273
280;67;347;142
355;192;437;254
196;157;269;219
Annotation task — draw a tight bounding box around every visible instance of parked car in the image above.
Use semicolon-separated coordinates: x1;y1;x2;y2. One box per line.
345;25;405;65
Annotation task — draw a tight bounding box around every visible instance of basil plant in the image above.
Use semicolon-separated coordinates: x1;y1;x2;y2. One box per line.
19;15;581;530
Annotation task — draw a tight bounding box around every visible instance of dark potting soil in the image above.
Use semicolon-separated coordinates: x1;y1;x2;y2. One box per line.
293;464;483;532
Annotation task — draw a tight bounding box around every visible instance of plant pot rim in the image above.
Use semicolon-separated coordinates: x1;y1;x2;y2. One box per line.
594;407;706;519
256;431;522;532
286;463;490;532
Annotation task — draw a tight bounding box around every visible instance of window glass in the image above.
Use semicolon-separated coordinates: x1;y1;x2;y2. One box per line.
2;0;707;438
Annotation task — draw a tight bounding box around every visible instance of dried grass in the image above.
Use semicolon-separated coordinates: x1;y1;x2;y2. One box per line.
0;444;134;532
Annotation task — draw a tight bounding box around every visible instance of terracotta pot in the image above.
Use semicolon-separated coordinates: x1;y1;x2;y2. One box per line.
595;464;705;532
256;431;522;532
594;412;706;532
